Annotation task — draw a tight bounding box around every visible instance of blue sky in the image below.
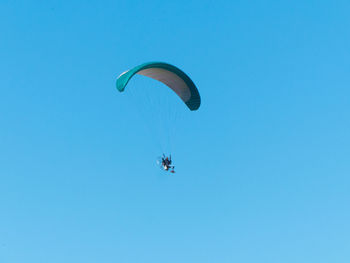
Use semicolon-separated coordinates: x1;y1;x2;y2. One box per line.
1;0;350;262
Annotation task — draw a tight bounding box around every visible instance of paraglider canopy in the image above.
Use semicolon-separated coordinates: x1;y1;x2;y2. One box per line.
116;62;201;111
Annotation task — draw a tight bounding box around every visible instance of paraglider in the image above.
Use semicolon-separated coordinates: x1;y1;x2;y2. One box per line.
116;62;200;110
116;62;201;172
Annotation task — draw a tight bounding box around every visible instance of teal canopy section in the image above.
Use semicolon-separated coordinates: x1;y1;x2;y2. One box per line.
116;62;201;111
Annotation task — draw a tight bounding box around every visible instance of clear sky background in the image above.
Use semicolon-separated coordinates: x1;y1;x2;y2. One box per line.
1;0;350;262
